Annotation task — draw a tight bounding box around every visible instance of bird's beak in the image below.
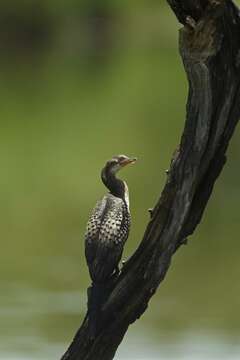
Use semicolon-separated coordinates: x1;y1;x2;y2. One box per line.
120;157;137;167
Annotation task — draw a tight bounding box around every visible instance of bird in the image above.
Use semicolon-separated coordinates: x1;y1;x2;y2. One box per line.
84;154;137;337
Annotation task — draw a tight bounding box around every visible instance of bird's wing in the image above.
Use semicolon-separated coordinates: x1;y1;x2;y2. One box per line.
85;196;108;265
85;194;131;282
98;195;129;246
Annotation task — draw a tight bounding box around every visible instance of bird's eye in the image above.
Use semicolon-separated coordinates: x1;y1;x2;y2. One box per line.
118;156;127;162
109;159;118;166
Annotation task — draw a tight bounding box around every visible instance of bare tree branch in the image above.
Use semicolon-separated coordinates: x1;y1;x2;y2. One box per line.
61;1;240;359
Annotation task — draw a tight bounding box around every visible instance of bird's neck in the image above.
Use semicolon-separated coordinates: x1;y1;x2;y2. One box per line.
101;171;129;206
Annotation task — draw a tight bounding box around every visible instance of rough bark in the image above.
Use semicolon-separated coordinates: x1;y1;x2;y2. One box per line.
61;1;240;359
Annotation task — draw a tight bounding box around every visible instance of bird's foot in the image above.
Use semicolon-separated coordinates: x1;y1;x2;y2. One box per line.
185;15;196;30
108;269;119;288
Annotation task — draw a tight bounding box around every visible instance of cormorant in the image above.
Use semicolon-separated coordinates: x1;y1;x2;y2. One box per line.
85;154;136;336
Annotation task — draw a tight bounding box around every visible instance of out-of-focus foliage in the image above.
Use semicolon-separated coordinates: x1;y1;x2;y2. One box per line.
0;2;239;359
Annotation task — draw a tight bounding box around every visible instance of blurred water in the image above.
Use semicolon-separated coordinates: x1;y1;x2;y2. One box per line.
117;333;240;360
1;283;240;360
2;336;240;360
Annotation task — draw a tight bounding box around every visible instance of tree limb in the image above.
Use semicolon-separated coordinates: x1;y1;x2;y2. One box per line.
61;1;240;359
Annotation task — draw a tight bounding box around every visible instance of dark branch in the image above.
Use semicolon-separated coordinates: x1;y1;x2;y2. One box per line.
61;1;240;359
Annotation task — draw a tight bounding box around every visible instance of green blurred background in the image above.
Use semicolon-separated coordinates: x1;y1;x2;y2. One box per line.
0;1;240;359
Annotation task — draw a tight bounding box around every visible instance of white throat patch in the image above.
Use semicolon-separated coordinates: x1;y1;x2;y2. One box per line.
123;181;130;209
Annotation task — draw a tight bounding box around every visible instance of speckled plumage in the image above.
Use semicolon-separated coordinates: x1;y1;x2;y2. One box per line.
85;193;130;283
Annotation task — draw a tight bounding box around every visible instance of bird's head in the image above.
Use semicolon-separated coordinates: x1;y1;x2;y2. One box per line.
102;155;137;177
101;155;137;197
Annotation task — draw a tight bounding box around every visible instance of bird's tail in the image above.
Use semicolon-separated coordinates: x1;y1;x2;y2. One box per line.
87;282;106;338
